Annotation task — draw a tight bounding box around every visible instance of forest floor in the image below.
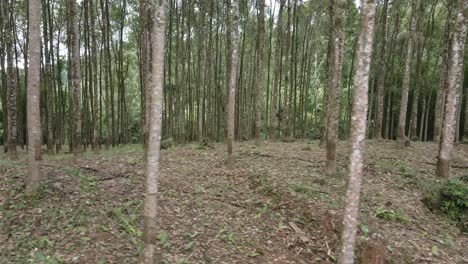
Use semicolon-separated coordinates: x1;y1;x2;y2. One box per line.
0;140;467;264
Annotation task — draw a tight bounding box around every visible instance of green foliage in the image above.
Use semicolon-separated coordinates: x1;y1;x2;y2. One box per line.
375;207;409;224
422;178;468;231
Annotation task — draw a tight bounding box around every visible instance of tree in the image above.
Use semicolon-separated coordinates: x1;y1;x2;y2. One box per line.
26;0;42;193
436;0;466;178
325;0;346;175
269;0;285;141
339;1;376;263
373;0;389;140
139;0;166;262
69;0;82;154
254;0;265;143
5;0;17;159
226;0;239;156
396;0;418;146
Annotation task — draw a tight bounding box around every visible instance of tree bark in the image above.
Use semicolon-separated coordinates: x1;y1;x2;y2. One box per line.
436;1;466;178
339;1;376;263
374;0;389;140
139;0;166;263
227;0;239;156
325;0;346;175
70;0;82;154
254;0;265;143
26;0;42;193
396;0;418;147
6;0;17;159
269;0;285;141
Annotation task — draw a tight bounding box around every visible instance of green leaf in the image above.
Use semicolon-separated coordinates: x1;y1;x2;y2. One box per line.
34;251;46;261
358;224;369;235
432;245;439;256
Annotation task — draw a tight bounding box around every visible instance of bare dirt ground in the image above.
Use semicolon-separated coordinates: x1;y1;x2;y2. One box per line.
0;140;467;264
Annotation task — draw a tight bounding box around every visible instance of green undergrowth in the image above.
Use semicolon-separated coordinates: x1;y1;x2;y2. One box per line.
422;177;468;232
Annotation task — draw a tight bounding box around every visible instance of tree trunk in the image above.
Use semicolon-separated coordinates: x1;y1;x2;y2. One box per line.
26;0;42;193
339;2;376;263
436;1;466;178
254;0;265;143
226;0;239;156
433;1;453;142
374;0;389;140
139;0;166;263
269;0;285;141
6;0;17;159
325;0;346;175
70;0;82;154
396;0;418;146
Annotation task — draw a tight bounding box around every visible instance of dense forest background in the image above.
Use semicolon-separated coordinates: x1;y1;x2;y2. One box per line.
1;0;466;151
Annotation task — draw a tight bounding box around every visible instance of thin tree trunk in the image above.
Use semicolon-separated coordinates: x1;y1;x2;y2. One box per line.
433;1;453;142
254;0;265;143
139;0;166;263
339;2;376;263
436;1;466;178
374;0;389;140
26;0;42;193
70;0;82;154
6;0;17;159
269;0;285;141
325;0;346;175
227;0;239;156
396;0;418;146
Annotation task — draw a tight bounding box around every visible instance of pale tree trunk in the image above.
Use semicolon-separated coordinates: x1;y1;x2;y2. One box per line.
254;0;265;144
226;0;239;156
339;1;376;263
433;1;453;142
139;0;165;263
325;0;346;176
409;0;424;140
90;0;99;151
26;0;42;193
6;0;17;159
374;0;389;140
269;0;285;141
70;0;82;154
396;0;418;146
436;1;466;178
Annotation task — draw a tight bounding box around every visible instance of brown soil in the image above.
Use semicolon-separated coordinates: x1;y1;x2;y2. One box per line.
0;140;467;263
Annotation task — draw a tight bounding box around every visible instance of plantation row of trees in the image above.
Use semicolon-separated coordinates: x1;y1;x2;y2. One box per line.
1;0;466;154
0;0;466;262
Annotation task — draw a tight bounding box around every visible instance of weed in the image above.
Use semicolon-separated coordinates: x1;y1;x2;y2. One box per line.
375;207;409;224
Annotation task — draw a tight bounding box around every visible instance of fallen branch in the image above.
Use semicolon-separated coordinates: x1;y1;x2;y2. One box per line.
289;222;309;243
423;162;468;169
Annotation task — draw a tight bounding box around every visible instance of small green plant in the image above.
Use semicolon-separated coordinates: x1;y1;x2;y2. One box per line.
358;223;369;235
157;232;170;248
375;207;409;224
422;179;467;231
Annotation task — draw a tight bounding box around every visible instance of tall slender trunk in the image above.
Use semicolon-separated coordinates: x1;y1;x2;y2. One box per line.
339;2;376;263
433;1;453;142
254;0;265;143
226;0;239;156
436;1;466;178
396;0;418;146
374;0;389;140
139;0;166;262
70;0;82;154
269;0;285;141
26;0;42;193
5;0;17;159
325;0;346;175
